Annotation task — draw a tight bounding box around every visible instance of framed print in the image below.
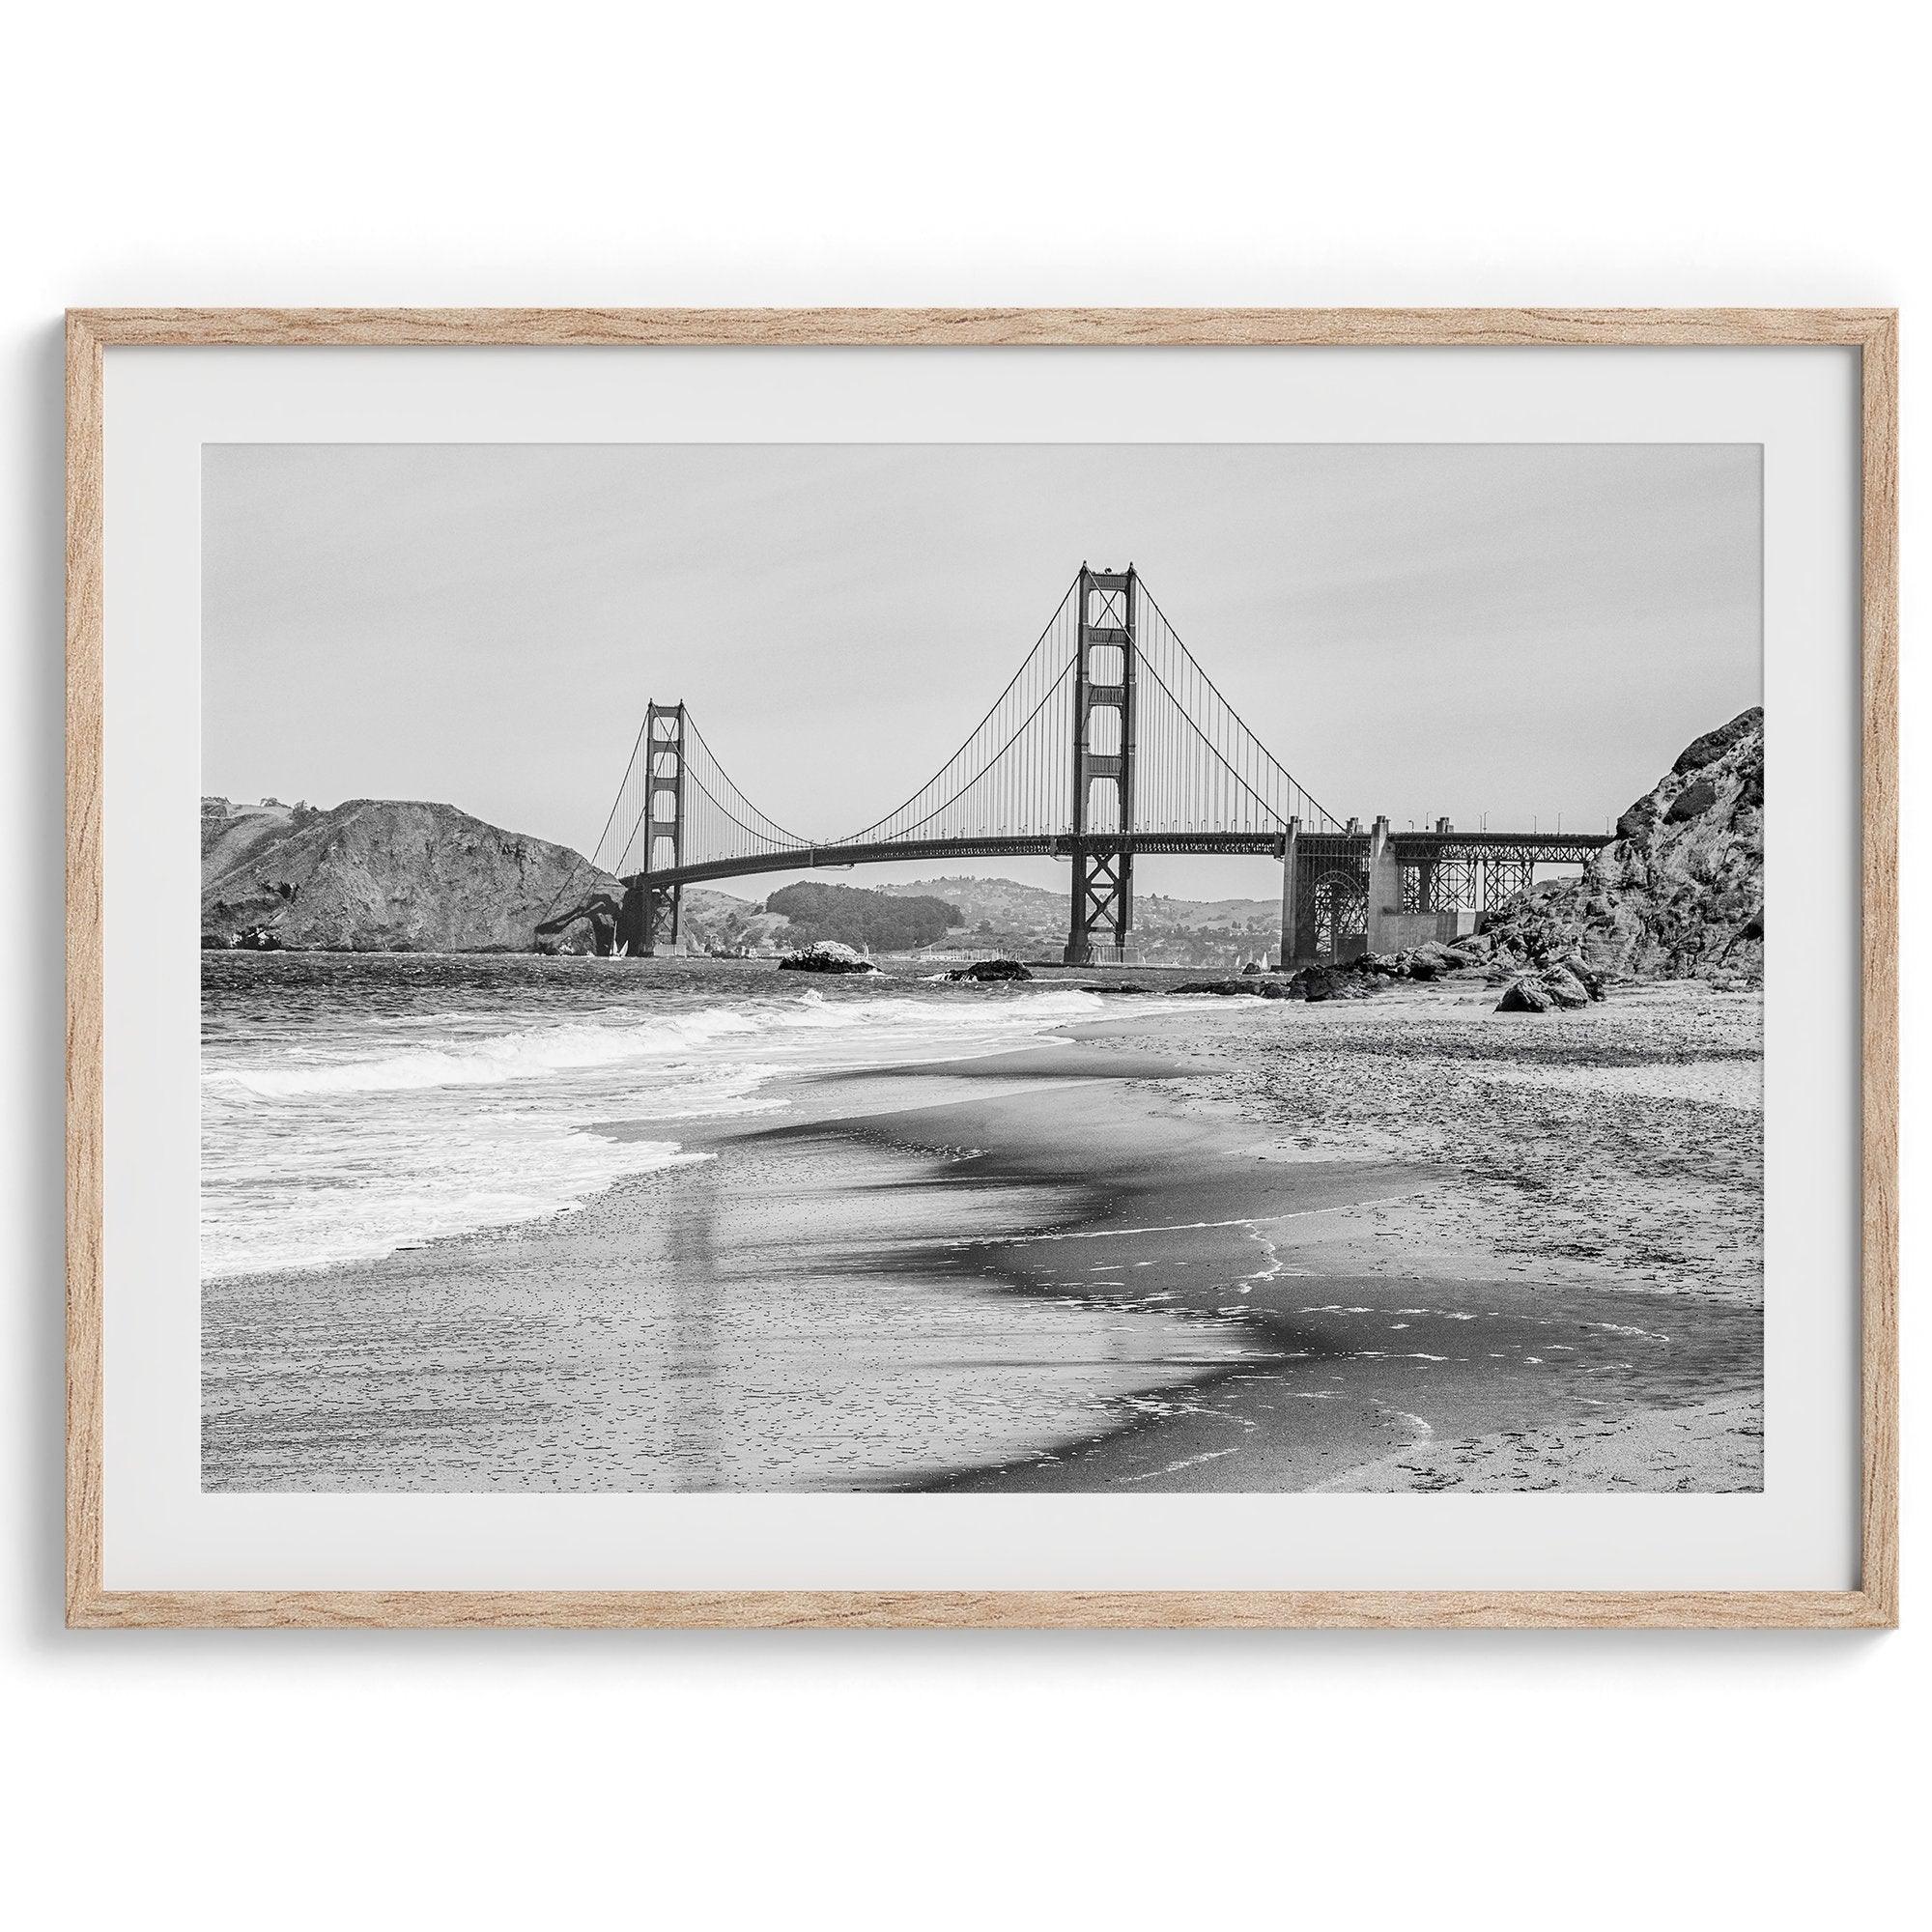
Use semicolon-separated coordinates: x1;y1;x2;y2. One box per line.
65;307;1897;1629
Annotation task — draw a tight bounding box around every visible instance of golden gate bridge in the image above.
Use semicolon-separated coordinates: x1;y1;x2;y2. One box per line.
542;565;1609;966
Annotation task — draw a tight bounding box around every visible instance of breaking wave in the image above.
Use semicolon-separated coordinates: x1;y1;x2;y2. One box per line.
204;988;1113;1100
206;1008;764;1097
201;973;1128;1277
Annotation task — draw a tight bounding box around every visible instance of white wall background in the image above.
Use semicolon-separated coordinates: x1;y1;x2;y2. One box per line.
2;4;1920;1926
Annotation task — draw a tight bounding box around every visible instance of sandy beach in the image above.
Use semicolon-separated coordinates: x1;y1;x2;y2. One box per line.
772;979;1762;1492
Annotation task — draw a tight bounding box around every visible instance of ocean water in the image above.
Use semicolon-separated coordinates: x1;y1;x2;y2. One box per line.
201;953;1146;1281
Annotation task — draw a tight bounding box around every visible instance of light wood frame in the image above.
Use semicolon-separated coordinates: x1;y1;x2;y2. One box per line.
65;307;1899;1630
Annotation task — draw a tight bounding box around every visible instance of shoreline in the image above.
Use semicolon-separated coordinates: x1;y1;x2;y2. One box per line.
202;980;1763;1494
740;1007;1762;1492
564;982;1762;1492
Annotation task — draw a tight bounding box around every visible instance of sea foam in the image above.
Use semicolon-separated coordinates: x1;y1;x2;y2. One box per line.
205;987;1114;1100
201;979;1129;1278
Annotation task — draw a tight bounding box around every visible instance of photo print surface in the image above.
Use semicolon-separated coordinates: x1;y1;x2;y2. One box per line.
200;442;1764;1493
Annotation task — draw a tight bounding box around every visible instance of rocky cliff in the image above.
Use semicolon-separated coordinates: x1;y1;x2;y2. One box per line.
201;796;620;952
1480;707;1764;983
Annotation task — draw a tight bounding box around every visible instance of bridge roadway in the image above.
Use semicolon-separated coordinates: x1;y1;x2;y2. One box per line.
619;827;1613;895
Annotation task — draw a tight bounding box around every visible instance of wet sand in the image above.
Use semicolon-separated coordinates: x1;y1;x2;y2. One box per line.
204;1043;1266;1492
749;1011;1762;1493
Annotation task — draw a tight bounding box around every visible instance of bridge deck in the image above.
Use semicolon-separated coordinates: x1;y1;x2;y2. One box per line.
623;828;1612;893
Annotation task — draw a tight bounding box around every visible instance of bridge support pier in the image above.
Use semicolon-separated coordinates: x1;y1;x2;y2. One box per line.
617;881;647;955
622;880;681;956
1365;815;1399;956
1065;846;1132;966
653;885;683;954
1277;818;1300;969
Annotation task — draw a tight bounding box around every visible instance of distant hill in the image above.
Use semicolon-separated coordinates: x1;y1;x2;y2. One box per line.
876;874;1062;929
1141;893;1283;934
679;888;785;955
764;880;962;952
875;872;1280;964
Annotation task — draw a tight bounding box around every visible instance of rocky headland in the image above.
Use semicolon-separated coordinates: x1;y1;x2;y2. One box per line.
201;796;621;952
1481;706;1763;985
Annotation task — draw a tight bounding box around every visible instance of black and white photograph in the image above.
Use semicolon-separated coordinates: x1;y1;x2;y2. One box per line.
200;441;1765;1495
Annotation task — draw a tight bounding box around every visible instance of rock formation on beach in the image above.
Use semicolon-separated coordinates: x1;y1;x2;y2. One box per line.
201;796;619;952
778;941;879;974
947;958;1033;982
1480;707;1764;985
1494;961;1605;1013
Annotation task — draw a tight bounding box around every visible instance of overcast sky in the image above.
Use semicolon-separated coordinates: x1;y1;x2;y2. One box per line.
204;441;1759;902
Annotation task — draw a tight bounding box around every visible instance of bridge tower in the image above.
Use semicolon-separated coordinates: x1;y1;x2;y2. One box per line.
623;700;686;956
1063;563;1138;965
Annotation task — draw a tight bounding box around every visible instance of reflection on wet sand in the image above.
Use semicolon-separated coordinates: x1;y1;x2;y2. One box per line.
203;1074;1261;1492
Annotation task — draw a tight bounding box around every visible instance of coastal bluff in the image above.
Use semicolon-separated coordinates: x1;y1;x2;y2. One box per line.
201;796;619;952
1482;706;1764;983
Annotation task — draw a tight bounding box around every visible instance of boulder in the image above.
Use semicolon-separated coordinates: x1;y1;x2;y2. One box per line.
779;941;878;974
1398;941;1462;980
1173;979;1265;996
1298;966;1378;1003
947;957;1033;982
1552;955;1608;1001
1495;976;1554;1013
1538;964;1594;1009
